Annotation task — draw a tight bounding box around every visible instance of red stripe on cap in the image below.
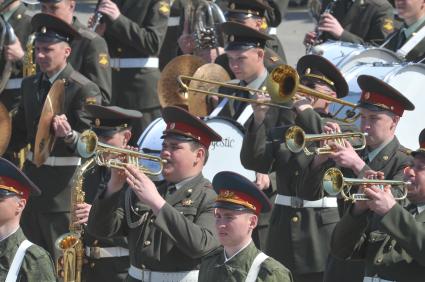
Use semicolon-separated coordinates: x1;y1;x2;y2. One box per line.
166;121;212;148
216;189;263;214
420;141;425;149
361;91;404;116
0;176;29;200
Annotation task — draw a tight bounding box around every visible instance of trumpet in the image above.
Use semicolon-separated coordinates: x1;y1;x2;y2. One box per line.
76;130;167;176
268;65;360;123
284;125;367;155
322;167;410;202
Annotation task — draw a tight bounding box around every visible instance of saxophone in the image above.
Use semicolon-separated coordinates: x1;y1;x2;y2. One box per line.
55;158;95;282
17;33;36;168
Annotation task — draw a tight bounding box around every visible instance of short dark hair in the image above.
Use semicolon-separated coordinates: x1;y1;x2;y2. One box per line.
189;141;209;165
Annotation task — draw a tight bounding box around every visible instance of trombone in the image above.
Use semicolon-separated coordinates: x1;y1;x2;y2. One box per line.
322;167;410;202
76;130;167;176
284;125;367;155
178;74;292;110
268;65;360;123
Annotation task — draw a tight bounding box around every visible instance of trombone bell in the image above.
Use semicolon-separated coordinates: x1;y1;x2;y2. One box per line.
322;167;410;202
76;130;167;176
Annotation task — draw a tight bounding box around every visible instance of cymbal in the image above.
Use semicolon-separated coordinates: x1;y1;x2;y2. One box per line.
0;102;11;157
158;55;206;109
33;79;65;167
188;63;231;117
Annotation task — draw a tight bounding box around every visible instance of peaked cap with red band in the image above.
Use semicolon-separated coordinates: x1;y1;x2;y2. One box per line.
0;158;41;200
162;106;222;149
357;75;414;117
213;171;271;214
412;128;425;157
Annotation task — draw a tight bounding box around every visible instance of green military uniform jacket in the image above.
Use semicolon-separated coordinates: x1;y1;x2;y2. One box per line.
9;63;102;212
199;241;293;282
0;228;56;282
321;0;394;44
87;173;220;281
83;166;129;282
0;3;31;111
71;18;112;105
241;108;353;276
383;20;425;62
332;204;425;282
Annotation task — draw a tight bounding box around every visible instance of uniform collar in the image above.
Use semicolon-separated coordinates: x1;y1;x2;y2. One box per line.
46;64;67;84
224;239;252;263
404;15;425;39
0;227;25;257
246;69;268;90
174;175;197;191
367;136;394;162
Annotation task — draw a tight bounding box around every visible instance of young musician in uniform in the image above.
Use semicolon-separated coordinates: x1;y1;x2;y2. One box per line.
39;0;112;104
199;171;293;282
330;128;425;282
241;54;356;282
8;13;102;260
88;106;222;281
0;157;56;282
382;0;425;62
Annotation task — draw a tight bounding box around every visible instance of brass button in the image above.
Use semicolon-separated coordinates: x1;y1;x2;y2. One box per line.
291;216;299;223
376;257;383;264
150;218;154;223
135;207;140;212
17;14;22;20
180;211;184;214
141;264;146;269
144;240;151;246
294;170;299;176
93;240;98;246
117;47;122;53
187;189;193;193
90;262;95;268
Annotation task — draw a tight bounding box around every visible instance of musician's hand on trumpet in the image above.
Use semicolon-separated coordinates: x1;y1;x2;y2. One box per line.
125;164;166;215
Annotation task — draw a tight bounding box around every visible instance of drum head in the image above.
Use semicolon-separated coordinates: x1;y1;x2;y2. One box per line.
310;41;366;66
338;48;402;74
204;118;255;182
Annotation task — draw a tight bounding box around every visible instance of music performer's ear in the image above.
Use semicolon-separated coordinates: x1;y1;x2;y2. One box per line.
123;130;132;145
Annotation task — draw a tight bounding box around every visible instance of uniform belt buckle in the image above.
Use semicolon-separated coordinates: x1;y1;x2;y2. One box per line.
90;246;101;259
291;197;304;208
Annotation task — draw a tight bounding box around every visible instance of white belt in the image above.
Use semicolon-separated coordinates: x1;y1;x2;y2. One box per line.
363;276;395;282
128;265;199;281
26;151;81;167
275;194;338;208
85;246;129;259
5;78;22;90
168;16;180;27
268;27;277;35
110;57;159;69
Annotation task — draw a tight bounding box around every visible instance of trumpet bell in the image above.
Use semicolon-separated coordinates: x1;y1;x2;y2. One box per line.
285;126;306;153
76;130;98;159
322;167;344;196
267;65;299;104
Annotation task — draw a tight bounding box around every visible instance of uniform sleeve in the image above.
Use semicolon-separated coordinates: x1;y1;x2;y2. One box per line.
71;82;102;133
8;89;28;152
153;189;220;258
379;204;425;266
330;206;369;260
105;0;169;55
258;258;294;282
21;247;57;282
87;188;128;238
81;35;112;105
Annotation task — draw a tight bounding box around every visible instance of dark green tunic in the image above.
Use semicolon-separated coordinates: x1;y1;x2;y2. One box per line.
332;204;425;282
198;241;293;282
0;228;56;282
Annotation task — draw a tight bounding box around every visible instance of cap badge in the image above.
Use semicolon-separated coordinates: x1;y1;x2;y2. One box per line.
170;122;175;129
95;118;101;127
229;35;235;42
181;199;193;207
305;68;311;75
41;26;47;34
230;3;235;9
364;91;370;100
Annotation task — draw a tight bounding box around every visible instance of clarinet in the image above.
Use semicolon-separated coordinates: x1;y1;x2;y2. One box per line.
306;0;338;53
89;0;103;31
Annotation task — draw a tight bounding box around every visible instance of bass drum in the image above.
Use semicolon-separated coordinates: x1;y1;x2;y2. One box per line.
204;117;255;182
341;63;425;150
310;40;367;66
137;117;256;182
